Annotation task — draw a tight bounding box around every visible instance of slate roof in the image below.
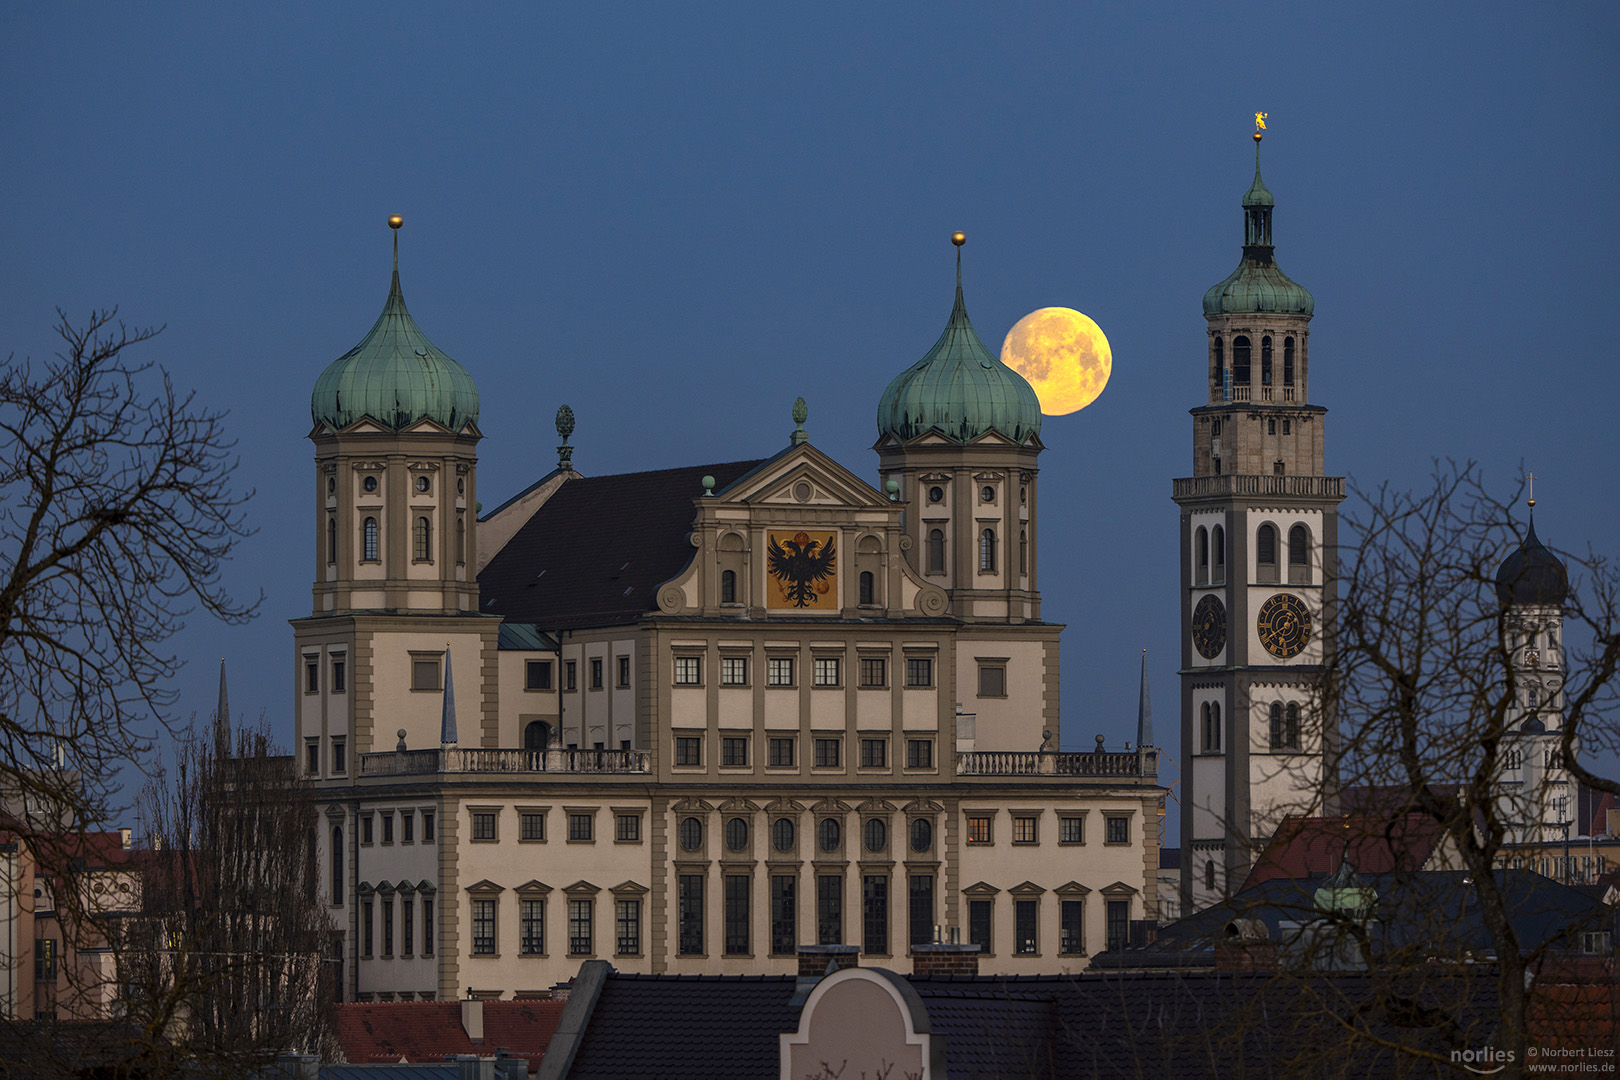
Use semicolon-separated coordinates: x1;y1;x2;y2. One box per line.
477;460;765;631
563;973;799;1080
1240;812;1448;890
334;1000;563;1073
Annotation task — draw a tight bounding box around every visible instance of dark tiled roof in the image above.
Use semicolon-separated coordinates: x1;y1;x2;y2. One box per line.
478;460;765;631
564;973;798;1080
334;1000;562;1072
912;988;1055;1079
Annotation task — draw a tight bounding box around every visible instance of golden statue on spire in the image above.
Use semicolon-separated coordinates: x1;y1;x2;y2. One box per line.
1255;111;1268;132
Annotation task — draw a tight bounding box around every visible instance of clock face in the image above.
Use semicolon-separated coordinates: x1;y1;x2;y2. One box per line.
1192;595;1227;659
1257;593;1312;659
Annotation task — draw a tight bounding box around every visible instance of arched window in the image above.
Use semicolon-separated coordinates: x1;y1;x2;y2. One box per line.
1257;524;1278;582
362;517;379;562
1019;530;1029;575
1269;702;1284;749
1196;527;1209;585
524;721;553;751
1288;525;1310;583
327;516;337;564
1285;703;1300;749
1283;337;1296;386
720;569;737;604
979;529;996;573
1213;336;1225;387
1204;702;1222;752
1212;526;1226;584
858;571;874;605
1206;860;1217;892
331;826;344;906
414;516;432;562
927;529;945;574
1261;336;1273;385
1232;336;1251;387
1201;702;1211;751
456;514;466;566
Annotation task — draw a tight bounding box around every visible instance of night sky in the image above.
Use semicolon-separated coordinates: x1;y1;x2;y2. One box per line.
4;4;1617;840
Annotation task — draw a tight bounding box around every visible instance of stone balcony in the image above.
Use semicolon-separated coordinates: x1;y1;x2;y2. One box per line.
1172;474;1344;501
955;749;1156;781
359;747;650;777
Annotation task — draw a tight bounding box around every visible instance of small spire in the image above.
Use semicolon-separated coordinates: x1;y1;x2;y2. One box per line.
440;644;458;746
556;404;576;470
790;397;809;445
1526;469;1536;511
388;214;403;274
213;658;231;760
1136;650;1153;749
951;230;966;295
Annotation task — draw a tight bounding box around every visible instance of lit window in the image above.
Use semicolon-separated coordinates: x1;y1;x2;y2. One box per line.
966;815;992;844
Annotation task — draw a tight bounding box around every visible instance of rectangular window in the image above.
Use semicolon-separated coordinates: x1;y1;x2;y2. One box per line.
968;899;993;951
1059;816;1085;844
966;814;992;844
1060;900;1084;954
565;660;577;691
859;738;887;769
906;738;933;769
817;875;843;946
34;938;57;981
590;657;603;689
306;740;319;776
362;899;375;957
617;655;631;687
615;814;641;842
1012;815;1038;844
360;814;374;845
859;657;886;688
381;812;394;844
674;656;702;685
771;875;797;956
520;898;545;955
616;898;641;955
305;661;319;694
1107;900;1130;951
471;898;496;956
525;660;552;690
813;657;841;687
863;875;889;956
423;898;433;954
471;812;497;842
568;898;593;956
1015;899;1038;955
402;897;414;956
905;657;934;688
814;738;841;769
768;736;795;767
520;812;546;842
909;875;934;948
721;657;748;686
767;657;794;686
412;659;440;691
382;898;394;956
422;811;435;843
721;736;748;767
332;739;347;774
678;874;705;955
568;812;594;842
725;875;750;956
332;658;347;693
674;736;702;766
1105;816;1130;845
978;664;1006;697
400;810;413;843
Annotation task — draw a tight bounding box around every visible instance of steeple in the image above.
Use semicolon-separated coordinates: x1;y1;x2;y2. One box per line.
1136;650;1154;749
1242;138;1275;252
1203;128;1314;318
213;658;231;759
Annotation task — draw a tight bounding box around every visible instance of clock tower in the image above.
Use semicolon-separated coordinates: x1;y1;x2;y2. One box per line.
1175;131;1344;911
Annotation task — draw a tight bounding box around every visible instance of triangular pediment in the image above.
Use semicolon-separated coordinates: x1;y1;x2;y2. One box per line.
403;416;455;435
965;430;1019;448
563;879;601;896
513;879;553;895
610;880;649;896
465;879;504;895
1099;880;1140;897
1008;880;1047;897
963;880;1001;897
1054;881;1092;897
338;418;393;436
719;445;893;511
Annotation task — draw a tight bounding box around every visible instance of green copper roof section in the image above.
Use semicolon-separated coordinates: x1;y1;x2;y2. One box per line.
877;273;1042;446
1242;140;1274;208
1204;139;1313;317
311;268;480;433
1313;853;1377;920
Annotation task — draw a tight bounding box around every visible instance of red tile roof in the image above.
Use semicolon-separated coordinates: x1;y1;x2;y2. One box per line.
1241;812;1449;891
334;1000;564;1073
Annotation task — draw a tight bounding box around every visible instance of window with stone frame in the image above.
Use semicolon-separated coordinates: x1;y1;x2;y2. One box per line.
767;657;795;686
905;657;933;688
905;738;933;769
674;656;702;686
966;814;992;844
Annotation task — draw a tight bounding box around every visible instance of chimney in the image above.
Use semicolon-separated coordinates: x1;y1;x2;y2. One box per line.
796;944;859;978
911;942;982;977
461;997;484;1043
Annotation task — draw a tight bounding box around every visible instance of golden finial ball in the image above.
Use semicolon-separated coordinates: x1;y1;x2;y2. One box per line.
388;215;404;230
1253;132;1263;143
951;231;966;247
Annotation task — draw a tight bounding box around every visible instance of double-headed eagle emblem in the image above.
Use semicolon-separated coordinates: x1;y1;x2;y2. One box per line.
767;531;837;608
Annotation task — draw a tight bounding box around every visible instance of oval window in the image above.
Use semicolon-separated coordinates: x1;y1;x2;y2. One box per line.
928;485;945;503
725;817;748;852
363;475;378;493
863;818;887;853
679;816;703;852
772;817;795;852
910;818;933;853
817;818;841;853
326;476;336;495
981;485;995;502
416;475;430;493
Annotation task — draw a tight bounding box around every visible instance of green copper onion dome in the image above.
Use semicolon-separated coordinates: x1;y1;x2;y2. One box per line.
1203;139;1314;317
311;236;479;433
878;245;1041;445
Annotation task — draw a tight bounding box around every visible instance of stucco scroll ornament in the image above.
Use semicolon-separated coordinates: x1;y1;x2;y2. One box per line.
898;534;913;552
657;585;686;614
917;586;948;617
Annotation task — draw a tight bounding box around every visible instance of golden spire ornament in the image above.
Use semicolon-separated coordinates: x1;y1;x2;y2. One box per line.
1254;111;1268;142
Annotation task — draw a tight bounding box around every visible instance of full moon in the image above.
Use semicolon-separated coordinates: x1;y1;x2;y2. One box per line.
1000;307;1113;416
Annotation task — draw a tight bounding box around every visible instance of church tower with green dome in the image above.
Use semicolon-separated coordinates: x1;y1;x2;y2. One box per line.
875;233;1045;625
1176;129;1344;913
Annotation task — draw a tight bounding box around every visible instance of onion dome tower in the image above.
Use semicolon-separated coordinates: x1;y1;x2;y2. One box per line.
1494;487;1572;845
875;233;1043;623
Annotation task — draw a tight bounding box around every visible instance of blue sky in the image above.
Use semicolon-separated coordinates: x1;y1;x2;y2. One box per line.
3;3;1617;838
